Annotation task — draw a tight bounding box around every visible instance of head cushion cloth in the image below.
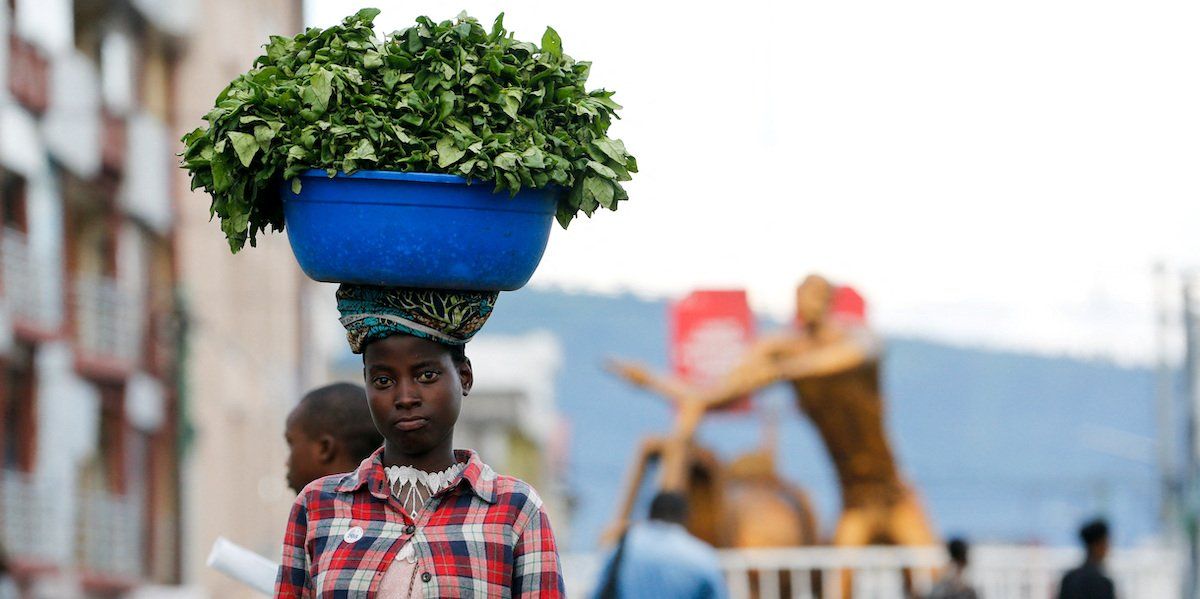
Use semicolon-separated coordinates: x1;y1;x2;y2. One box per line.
336;284;498;353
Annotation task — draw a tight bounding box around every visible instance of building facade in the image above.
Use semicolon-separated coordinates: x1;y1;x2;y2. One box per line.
171;0;306;597
0;0;192;595
1;0;309;596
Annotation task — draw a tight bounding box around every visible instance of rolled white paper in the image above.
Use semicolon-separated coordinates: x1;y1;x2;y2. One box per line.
206;536;279;596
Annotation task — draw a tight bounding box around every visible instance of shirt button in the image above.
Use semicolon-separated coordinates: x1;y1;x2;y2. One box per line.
405;525;416;535
421;572;432;583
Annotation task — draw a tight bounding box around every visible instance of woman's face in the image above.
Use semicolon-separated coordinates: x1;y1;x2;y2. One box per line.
362;335;472;461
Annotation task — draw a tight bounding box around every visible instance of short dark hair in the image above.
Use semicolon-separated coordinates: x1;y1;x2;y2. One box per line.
293;383;382;462
947;537;969;565
648;491;688;525
1080;518;1109;547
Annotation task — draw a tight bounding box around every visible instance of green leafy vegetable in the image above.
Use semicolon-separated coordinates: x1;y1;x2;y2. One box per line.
180;8;637;253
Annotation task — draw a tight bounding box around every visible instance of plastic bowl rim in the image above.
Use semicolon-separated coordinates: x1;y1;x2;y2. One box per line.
297;169;483;186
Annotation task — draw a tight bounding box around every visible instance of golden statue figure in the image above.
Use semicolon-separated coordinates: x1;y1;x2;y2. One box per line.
609;274;937;549
601;398;820;550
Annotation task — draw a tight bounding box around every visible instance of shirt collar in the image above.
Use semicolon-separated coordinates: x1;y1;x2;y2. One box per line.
336;447;497;504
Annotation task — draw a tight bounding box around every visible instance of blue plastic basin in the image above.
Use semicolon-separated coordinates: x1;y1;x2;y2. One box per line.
282;170;558;290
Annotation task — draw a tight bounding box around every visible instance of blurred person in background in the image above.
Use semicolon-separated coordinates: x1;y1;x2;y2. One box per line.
208;383;382;593
1057;518;1114;599
285;382;383;493
594;491;727;599
928;537;978;599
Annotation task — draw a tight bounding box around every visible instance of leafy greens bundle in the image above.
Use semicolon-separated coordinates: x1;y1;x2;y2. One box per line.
181;8;636;252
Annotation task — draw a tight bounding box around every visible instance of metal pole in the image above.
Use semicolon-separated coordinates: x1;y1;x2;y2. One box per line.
1156;264;1178;530
1182;276;1199;598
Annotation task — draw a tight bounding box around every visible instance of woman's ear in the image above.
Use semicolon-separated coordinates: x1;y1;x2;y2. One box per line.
458;357;473;396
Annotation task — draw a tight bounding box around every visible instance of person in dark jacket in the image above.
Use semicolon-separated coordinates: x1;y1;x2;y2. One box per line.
1058;518;1115;599
928;537;979;599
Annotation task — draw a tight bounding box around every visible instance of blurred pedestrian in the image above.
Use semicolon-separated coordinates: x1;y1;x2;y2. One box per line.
284;382;383;493
928;537;979;599
594;491;727;599
1057;518;1115;599
211;384;378;592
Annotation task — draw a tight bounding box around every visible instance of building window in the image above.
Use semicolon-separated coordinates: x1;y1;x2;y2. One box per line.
73;0;106;60
0;168;28;233
96;383;127;494
1;341;37;472
7;33;50;114
63;175;118;278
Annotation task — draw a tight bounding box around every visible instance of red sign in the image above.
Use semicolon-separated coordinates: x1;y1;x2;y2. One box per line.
669;290;755;411
831;285;867;322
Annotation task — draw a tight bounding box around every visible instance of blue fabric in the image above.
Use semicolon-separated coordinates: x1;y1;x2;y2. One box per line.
593;521;728;599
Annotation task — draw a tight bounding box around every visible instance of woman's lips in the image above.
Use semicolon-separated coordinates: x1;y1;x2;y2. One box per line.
393;417;429;432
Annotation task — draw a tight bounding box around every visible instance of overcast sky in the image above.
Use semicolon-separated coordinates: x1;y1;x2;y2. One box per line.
306;0;1200;364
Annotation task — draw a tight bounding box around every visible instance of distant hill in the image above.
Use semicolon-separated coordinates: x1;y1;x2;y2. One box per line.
476;287;1160;551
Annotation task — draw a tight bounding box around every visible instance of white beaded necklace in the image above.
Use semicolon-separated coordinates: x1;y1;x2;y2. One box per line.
384;462;466;517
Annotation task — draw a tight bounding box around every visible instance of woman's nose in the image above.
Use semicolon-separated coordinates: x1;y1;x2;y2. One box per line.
393;384;421;408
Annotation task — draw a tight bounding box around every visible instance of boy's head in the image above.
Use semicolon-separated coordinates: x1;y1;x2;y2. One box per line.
362;334;472;462
285;382;382;493
648;491;689;526
1079;518;1110;561
947;537;969;567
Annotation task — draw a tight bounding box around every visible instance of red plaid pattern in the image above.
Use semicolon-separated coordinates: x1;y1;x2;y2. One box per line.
275;448;564;598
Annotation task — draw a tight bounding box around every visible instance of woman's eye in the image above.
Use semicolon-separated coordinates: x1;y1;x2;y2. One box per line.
416;371;440;383
372;376;394;388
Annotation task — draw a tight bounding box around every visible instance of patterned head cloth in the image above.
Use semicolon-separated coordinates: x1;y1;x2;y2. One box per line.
336;284;498;353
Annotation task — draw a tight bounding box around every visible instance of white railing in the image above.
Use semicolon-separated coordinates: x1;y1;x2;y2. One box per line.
2;228;62;331
2;472;147;579
0;469;60;564
78;488;144;579
74;272;139;365
563;544;1182;599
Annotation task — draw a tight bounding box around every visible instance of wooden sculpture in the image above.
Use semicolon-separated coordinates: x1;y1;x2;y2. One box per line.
609;275;936;549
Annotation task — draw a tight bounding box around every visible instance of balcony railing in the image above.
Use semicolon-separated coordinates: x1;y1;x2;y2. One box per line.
2;228;63;333
3;473;146;581
77;487;144;580
563;544;1182;599
74;273;140;366
0;469;60;566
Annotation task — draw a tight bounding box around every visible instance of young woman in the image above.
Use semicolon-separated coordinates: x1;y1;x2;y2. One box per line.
276;285;564;598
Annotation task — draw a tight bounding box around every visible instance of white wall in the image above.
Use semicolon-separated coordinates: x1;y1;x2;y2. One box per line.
33;342;101;564
12;0;72;55
101;29;135;115
469;330;563;444
43;50;101;178
0;103;46;178
130;0;197;37
24;161;66;330
122;112;174;234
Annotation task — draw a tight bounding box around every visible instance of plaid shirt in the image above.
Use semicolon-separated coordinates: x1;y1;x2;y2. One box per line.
275;448;564;598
